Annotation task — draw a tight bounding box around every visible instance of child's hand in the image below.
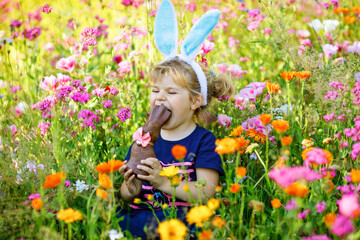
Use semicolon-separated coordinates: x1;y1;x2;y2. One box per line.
137;158;167;189
119;161;142;195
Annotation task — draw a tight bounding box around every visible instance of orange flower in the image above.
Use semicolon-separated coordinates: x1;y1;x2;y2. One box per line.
295;71;311;80
31;198;43;210
342;7;350;14
215;186;222;192
271;199;281;208
95;159;123;173
99;173;112;190
229;126;243;137
324;213;336;227
284;182;309;197
352;6;360;13
245;129;266;143
229;183;241;193
266;82;281;94
207;198;220;211
235;137;250;151
333;8;343;14
43;171;66;188
301;147;313;160
258;114;272;125
344;15;356;24
211;216;226;229
199;230;213;240
351;169;360;183
323;149;333;164
271;120;290;133
57;208;83;223
275;157;286;168
324;179;335;194
215;137;238;155
280;71;296;82
96;188;108;199
236;167;246;178
281;136;293;146
171;145;187;160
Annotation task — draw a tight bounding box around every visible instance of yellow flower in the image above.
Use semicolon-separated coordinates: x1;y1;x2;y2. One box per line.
162;203;168;209
183;185;190;192
186;205;213;227
158;219;187;240
322;138;333;145
133;198;141;204
229;126;243;137
147;194;154;201
170;175;181;187
159;166;179;178
207;198;220;211
99;173;112;190
57;208;83;223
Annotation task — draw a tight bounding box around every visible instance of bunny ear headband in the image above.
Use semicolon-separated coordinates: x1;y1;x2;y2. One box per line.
154;0;220;106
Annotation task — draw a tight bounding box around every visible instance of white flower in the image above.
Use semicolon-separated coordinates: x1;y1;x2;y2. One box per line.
347;41;360;54
323;20;339;33
355;72;360;82
74;180;89;193
308;19;323;32
109;229;123;240
296;30;310;38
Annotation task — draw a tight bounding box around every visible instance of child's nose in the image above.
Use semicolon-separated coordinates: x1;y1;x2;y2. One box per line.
156;91;166;101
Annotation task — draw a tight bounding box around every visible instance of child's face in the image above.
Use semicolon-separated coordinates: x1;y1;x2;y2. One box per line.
150;76;198;130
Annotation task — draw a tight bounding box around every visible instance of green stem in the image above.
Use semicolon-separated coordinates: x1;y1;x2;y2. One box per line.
68;223;72;239
300;81;305;126
270;94;273;117
287;82;291;116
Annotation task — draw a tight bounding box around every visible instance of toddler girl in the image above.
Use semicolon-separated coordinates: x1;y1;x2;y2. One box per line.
117;57;234;239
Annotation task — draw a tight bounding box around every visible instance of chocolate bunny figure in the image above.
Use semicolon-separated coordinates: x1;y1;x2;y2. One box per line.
126;104;172;176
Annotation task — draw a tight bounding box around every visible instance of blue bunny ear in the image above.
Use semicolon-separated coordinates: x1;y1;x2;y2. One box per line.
180;10;220;61
154;0;178;58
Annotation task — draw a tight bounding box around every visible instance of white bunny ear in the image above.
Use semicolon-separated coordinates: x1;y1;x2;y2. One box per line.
180;10;220;61
154;0;178;58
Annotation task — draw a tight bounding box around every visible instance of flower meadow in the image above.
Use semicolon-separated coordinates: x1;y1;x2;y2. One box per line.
1;0;360;239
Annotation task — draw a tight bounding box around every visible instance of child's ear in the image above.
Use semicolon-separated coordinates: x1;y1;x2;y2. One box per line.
191;94;204;110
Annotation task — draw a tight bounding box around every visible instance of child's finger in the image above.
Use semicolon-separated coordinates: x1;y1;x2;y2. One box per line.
137;164;153;175
123;169;133;180
118;164;127;175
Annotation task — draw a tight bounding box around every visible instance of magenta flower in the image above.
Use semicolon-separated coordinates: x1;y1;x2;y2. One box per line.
324;91;339;100
28;193;41;200
121;0;133;6
217;114;232;129
285;199;298;210
330;215;354;237
323;113;335;122
247;21;260;31
241;116;271;135
201;40;215;57
38;122;50;135
64;180;71;187
21;27;42;40
113;55;122;64
296;209;310;219
56;56;76;73
40;4;52;14
302;235;332;240
322;44;338;59
78;110;99;129
102;100;113;108
351;142;360;159
337;194;360;219
301;39;312;46
116;107;132;122
9;125;18;136
268;166;322;188
10;20;22;28
316;201;326;213
217;63;228;74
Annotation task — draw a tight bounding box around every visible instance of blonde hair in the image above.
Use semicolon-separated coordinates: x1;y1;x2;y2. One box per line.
149;57;235;119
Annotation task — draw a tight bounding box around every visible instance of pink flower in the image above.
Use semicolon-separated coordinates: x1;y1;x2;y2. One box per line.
329;215;354;237
121;0;133;6
264;27;272;35
102;100;113;108
285;199;298;210
301;39;312;46
237;82;265;102
40;4;52;14
247;21;260;31
80;27;99;46
217;114;232;129
28;193;41;200
228;64;248;79
239;57;250;62
56;56;76;73
217;63;228;74
323;113;335;122
9;125;18;136
241;116;271;135
347;41;360;55
40;75;59;92
296;30;310;38
337;194;360;219
201;40;215;57
234;95;249;111
322;44;338;59
268;166;322;188
117;61;132;77
185;2;196;12
303;148;329;167
113;55;122;64
43;42;54;52
56;73;72;85
38;122;50;135
228;37;240;48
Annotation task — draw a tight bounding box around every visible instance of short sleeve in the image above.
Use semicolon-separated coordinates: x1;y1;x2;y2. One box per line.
194;132;224;175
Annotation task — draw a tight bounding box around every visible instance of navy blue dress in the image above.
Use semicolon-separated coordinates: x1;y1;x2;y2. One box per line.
117;125;223;239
